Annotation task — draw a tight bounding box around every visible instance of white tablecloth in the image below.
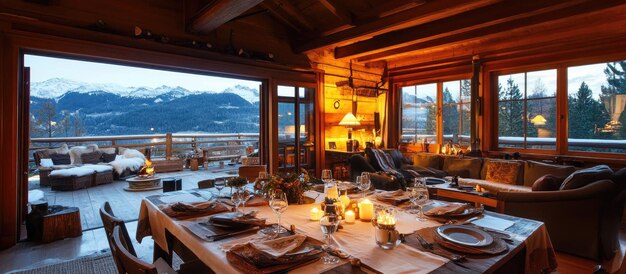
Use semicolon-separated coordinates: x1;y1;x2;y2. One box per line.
136;191;555;273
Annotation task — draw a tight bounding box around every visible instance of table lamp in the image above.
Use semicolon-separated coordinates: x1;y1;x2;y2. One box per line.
339;112;360;151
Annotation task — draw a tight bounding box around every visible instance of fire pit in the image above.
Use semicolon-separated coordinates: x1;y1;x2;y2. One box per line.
124;159;162;192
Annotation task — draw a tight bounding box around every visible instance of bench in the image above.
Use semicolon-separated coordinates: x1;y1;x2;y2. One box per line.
202;145;247;164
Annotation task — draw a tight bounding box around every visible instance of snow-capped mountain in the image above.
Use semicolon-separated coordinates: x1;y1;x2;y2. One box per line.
30;78;260;103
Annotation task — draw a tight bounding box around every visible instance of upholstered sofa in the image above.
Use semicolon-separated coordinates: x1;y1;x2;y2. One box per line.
34;144;146;190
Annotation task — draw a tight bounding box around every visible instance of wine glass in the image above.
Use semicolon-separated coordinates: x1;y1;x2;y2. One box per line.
241;189;254;214
269;191;288;234
407;179;420;214
322;169;332;183
231;190;246;215
358;174;371;199
319;215;340;264
215;178;225;198
414;178;430;222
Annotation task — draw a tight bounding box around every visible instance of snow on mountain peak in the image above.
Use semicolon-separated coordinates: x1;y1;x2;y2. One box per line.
30;78;260;103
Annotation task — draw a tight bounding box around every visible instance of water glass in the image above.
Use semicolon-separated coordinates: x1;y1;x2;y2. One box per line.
358;173;371;199
269;192;288;234
321;169;333;183
413;179;429;221
319;215;340;264
215;179;225;197
231;190;246;215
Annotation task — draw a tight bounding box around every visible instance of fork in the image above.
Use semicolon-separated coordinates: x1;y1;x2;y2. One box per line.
414;234;466;262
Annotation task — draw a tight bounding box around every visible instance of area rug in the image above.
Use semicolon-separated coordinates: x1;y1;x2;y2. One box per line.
7;251;116;274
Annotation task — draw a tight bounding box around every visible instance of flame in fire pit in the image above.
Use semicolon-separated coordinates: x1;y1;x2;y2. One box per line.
138;159;155;178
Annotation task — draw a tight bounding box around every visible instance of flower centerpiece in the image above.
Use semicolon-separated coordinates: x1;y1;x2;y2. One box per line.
262;169;313;204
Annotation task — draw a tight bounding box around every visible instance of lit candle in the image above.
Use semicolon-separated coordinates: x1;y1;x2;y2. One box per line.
326;185;339;200
475;185;481;192
345;210;355;224
376;210;396;226
310;207;322;221
358;199;374;221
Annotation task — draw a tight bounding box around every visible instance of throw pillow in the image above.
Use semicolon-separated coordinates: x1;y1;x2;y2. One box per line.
50;153;71;165
40;158;54;167
611;168;626;186
81;151;102;164
442;157;482;179
532;175;565;191
101;153;117;163
560;165;614;190
481;159;524;184
412;154;443;169
484;161;522;185
524;160;576;187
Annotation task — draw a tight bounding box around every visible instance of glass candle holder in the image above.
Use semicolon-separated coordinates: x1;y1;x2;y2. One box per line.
372;207;400;250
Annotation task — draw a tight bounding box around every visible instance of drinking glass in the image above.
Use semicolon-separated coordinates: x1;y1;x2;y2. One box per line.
319;215;340;264
231;190;246;215
241;189;254;214
321;169;333;183
414;178;430;221
358;173;371;199
269;191;288;234
215;178;225;197
407;181;419;214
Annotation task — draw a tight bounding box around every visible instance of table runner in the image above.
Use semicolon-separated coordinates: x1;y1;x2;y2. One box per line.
136;190;556;273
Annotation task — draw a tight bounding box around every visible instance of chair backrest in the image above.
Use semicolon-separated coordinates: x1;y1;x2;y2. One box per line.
197;179;215;189
111;226;159;274
100;202;137;257
239;165;266;182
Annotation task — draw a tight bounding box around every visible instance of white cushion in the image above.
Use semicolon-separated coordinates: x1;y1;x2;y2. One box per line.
81;164;113;173
115;155;123;161
40;158;54;167
50;167;94;177
122;149;146;160
109;158;145;174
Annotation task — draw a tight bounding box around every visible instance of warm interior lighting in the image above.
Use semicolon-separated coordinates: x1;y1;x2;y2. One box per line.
339;112;360;126
530;114;547;126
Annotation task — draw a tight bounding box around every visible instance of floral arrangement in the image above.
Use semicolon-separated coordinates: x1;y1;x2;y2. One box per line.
227;176;248;188
262;168;313;204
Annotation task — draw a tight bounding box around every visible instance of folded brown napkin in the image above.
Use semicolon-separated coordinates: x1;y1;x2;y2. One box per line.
227;235;322;269
159;201;229;219
375;190;410;204
425;203;470;216
210;211;266;227
220;195;269;207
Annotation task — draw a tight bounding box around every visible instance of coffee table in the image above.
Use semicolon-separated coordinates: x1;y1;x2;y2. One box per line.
428;182;498;208
125;176;163;192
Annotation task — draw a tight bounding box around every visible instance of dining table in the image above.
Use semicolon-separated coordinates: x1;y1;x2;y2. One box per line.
136;187;557;274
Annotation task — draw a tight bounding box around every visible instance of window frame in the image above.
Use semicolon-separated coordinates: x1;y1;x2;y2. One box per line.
398;75;472;146
488;54;626;158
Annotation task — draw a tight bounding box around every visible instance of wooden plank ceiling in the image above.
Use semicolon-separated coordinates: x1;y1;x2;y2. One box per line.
185;0;626;71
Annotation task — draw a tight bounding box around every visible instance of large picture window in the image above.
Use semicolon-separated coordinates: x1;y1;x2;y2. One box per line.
497;69;557;150
400;79;471;144
568;62;626;154
494;59;626;155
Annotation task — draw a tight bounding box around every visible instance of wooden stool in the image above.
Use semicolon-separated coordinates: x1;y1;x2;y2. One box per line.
42;206;82;243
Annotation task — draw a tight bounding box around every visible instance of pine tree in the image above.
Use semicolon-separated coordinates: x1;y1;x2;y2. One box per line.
600;61;626;138
36;100;56;138
442;87;460;140
460;80;471;137
568;82;609;139
498;77;524;137
425;95;437;141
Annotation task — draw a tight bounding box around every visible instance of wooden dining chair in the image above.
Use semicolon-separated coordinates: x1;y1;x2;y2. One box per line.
100;201;137;273
111;225;176;274
238;165;266;182
197;179;215;189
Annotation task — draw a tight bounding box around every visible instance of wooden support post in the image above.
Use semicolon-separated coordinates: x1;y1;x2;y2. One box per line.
469;55;482;156
165;133;173;160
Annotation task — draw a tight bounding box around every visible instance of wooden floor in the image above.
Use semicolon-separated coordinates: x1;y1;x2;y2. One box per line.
30;167;239;230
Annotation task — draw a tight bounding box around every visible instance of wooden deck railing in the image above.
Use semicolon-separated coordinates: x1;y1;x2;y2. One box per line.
30;132;260;161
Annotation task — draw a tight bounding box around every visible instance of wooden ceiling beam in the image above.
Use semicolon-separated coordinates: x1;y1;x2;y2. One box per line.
294;0;500;53
261;0;315;32
318;0;353;25
334;0;590;59
359;0;626;63
188;0;263;33
385;5;626;73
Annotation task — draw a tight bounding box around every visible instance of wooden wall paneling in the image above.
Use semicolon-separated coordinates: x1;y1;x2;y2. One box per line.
315;71;325;177
556;65;568;155
18;66;29;227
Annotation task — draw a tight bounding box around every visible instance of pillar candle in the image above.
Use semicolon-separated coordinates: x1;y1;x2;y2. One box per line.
345;210;355;224
358;199;374;221
310;207;322;221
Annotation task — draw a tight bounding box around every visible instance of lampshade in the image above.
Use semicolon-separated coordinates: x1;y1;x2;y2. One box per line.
338;112;360;126
530;114;547;126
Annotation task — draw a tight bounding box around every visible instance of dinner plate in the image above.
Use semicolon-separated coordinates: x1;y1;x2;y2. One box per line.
436;225;493;247
425;177;446;185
